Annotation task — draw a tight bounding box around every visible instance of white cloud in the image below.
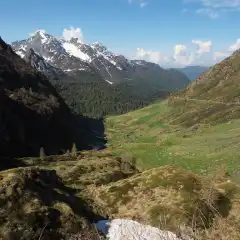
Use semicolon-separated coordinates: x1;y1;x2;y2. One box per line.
201;0;240;9
213;39;240;61
140;1;148;8
135;38;240;68
62;27;84;43
196;8;219;19
136;48;166;63
174;44;186;55
29;29;46;37
173;44;195;66
229;39;240;51
182;8;189;13
213;51;229;61
184;0;240;18
135;44;195;67
128;0;148;8
192;40;212;53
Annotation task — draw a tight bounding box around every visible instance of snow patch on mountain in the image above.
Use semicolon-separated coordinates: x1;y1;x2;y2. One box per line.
101;53;117;66
96;53;114;65
91;42;107;51
30;30;48;44
39;32;48;44
64;68;87;72
105;79;113;84
62;42;91;62
43;56;54;62
117;66;123;70
134;60;145;65
29;29;47;37
91;42;100;48
20;45;27;51
16;51;25;58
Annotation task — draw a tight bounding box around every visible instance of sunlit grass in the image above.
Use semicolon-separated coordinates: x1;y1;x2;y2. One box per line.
106;100;240;175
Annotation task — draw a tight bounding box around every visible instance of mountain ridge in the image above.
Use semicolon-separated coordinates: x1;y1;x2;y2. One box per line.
167;48;240;126
12;30;190;89
10;31;190;117
174;65;209;80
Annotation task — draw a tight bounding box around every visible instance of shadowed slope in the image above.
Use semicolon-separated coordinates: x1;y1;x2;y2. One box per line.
0;167;104;239
0;37;78;157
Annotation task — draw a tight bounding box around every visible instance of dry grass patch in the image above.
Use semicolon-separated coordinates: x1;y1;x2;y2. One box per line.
0;167;102;239
91;165;240;236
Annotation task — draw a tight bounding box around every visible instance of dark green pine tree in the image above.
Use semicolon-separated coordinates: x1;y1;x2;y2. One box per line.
40;147;45;160
71;143;77;157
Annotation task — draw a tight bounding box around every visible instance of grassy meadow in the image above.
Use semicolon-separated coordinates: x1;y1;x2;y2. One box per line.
106;100;240;178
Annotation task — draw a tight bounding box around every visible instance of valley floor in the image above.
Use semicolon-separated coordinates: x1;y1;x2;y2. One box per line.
106;100;240;179
1;99;240;239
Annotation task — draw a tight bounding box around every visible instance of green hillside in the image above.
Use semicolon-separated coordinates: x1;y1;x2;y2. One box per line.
167;50;240;126
105;100;240;176
105;50;240;176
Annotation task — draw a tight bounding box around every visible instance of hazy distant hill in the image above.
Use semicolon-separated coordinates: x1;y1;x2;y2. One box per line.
175;65;209;80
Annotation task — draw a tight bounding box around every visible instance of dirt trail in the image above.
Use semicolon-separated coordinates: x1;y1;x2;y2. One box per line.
172;97;240;106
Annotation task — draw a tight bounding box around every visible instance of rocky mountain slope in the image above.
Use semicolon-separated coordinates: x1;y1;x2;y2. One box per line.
0;37;83;157
12;30;190;89
24;48;67;81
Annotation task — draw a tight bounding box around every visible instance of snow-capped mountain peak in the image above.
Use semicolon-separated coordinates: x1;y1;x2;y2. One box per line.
68;37;83;45
91;42;107;52
91;41;102;46
30;29;47;36
12;30;164;84
62;40;91;62
29;29;51;44
12;30;93;72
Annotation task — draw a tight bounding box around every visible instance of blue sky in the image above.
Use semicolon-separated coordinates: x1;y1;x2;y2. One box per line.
1;0;240;67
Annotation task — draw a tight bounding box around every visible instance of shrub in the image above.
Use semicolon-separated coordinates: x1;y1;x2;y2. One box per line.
40;147;45;160
71;143;77;157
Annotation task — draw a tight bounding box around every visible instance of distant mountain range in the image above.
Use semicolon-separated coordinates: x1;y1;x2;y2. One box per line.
11;30;191;117
12;30;189;89
175;66;210;80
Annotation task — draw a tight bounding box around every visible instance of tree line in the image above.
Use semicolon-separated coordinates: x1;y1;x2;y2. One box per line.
54;79;169;118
